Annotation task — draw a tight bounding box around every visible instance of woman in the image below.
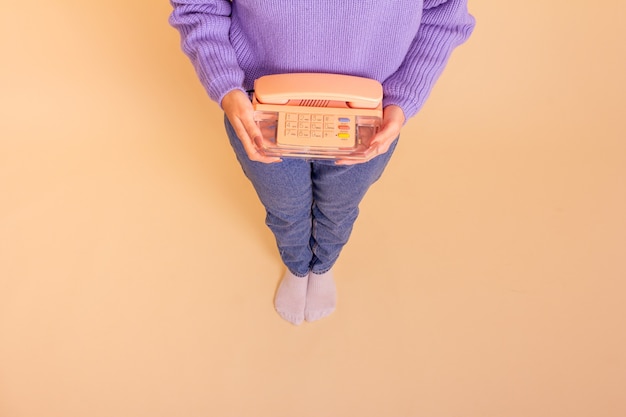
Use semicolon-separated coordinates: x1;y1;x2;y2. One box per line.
169;0;475;325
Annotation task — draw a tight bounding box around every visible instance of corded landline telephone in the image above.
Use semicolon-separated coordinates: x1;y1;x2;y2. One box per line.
252;73;383;160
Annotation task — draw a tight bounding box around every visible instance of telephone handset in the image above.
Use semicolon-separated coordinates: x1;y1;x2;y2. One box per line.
252;73;383;160
254;73;382;109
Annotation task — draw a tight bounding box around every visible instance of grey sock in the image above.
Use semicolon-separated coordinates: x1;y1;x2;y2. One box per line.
274;269;308;325
304;269;337;322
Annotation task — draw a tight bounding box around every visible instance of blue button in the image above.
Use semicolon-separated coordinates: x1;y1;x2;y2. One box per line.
338;117;351;123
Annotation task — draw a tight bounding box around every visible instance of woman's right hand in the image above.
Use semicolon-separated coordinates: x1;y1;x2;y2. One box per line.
221;89;282;163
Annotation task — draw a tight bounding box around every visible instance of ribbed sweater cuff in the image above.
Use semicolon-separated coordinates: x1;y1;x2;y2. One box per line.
205;73;246;107
193;54;245;105
383;89;421;122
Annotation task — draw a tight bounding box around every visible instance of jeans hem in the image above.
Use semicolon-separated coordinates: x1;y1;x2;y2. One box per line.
288;268;310;278
310;266;333;276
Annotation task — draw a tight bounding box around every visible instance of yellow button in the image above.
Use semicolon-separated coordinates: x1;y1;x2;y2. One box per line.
338;133;350;139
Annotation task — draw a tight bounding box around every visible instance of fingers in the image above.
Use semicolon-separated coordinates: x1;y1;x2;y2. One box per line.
336;105;404;165
335;131;394;165
222;90;282;164
229;114;265;160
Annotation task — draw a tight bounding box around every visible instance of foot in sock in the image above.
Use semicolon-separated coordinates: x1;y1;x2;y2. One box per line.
274;269;308;325
305;269;337;322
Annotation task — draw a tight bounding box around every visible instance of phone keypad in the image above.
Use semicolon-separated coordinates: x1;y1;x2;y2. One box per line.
278;112;356;147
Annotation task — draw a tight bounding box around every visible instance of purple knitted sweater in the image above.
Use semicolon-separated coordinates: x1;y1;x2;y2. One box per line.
169;0;475;119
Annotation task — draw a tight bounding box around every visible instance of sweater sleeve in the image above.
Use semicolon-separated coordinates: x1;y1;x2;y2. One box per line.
382;0;475;120
169;0;246;106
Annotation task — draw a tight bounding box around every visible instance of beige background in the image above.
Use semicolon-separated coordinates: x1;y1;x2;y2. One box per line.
1;1;625;416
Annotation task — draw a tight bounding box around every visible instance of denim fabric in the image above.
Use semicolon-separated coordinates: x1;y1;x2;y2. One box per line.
224;116;398;277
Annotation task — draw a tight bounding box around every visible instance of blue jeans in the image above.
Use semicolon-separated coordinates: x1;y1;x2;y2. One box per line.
225;116;398;277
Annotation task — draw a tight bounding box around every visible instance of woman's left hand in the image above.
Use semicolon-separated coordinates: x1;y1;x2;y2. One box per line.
335;105;405;165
